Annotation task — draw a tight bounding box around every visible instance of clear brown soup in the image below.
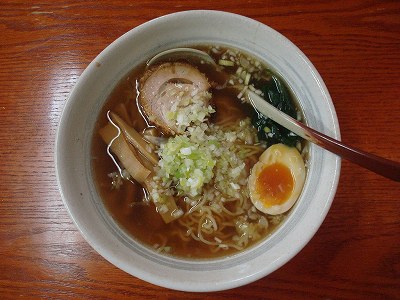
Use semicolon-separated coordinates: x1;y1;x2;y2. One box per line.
91;46;296;258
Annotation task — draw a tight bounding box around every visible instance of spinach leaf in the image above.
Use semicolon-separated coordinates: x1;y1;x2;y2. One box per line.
251;75;302;147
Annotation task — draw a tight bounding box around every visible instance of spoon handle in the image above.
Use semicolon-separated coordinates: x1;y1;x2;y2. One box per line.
247;91;400;182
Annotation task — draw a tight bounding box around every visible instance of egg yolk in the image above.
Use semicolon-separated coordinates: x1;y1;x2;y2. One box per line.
256;162;294;207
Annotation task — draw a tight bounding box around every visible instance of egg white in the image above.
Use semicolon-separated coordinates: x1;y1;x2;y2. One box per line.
248;143;306;215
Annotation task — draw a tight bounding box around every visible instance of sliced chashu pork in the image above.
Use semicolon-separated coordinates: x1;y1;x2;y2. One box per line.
139;62;211;134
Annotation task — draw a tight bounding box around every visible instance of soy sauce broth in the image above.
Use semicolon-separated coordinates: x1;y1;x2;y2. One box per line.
91;45;303;258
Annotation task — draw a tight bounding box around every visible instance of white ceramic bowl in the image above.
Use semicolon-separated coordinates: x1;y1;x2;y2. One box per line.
56;10;341;292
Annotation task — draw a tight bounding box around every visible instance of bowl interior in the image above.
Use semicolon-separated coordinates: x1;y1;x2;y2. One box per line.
56;10;341;292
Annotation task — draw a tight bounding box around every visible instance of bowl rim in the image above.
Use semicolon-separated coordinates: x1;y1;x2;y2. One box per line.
55;10;341;292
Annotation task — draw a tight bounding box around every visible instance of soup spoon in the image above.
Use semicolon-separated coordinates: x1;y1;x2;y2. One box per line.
147;48;400;182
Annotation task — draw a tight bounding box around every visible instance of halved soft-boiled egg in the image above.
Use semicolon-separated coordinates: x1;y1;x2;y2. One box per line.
248;143;306;215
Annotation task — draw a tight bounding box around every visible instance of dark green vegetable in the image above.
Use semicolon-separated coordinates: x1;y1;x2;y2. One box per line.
251;75;302;148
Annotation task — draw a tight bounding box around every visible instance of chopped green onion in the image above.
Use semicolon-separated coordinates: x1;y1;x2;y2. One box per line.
218;59;235;66
244;73;251;85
